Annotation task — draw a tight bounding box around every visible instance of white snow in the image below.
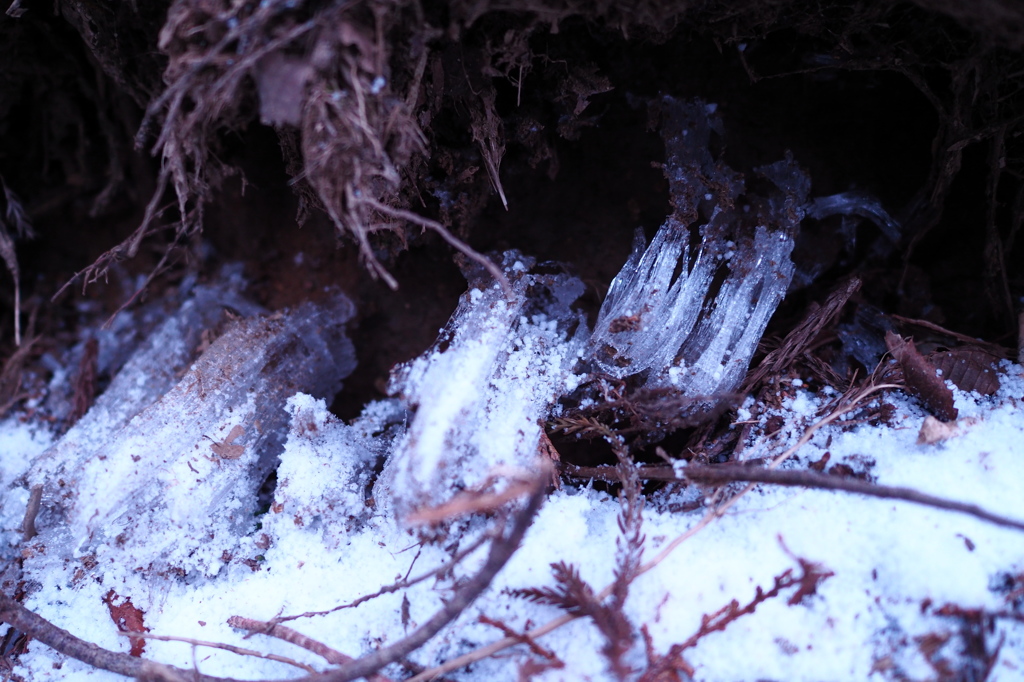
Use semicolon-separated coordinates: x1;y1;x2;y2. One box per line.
4;97;1023;681
5;264;1024;681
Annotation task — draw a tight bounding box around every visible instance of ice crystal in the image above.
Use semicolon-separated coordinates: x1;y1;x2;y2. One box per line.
589;97;807;394
375;252;587;516
807;191;901;243
21;282;355;575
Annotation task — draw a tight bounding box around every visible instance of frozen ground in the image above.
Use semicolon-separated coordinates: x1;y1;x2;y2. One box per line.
2;277;1023;681
2;97;1023;681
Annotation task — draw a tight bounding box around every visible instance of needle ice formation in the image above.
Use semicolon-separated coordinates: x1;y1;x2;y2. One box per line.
18;277;356;575
375;252;587;516
589;97;806;395
588;97;901;396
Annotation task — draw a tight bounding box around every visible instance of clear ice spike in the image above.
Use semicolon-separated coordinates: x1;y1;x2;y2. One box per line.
23;285;355;574
588;97;806;396
375;252;587;517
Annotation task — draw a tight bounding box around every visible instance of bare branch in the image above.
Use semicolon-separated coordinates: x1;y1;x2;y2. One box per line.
561;453;1024;533
119;630;317;674
0;592;244;682
275;529;494;622
227;618;398;682
319;472;547;682
681;465;1024;533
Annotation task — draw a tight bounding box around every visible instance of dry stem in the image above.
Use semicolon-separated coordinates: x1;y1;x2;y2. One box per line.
407;382;903;679
274;529;495;622
118;630;316;674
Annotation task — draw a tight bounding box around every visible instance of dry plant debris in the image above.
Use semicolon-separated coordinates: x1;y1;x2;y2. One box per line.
885;331;959;421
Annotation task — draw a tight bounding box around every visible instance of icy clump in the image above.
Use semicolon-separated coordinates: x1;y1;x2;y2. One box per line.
589;97;806;394
19;286;356;576
807;191;901;243
375;252;586;516
40;270;253;424
267;394;404;548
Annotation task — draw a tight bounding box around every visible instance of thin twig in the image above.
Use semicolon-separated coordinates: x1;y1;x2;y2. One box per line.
684;466;1024;531
477;615;562;664
19;484;41;542
118;630;316;673
227;617;352;667
561;460;1024;532
319;472;547;682
0;592;246;682
275;529;495;622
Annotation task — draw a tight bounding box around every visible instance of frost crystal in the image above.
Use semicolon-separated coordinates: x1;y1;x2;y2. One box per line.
589;97;806;394
807;191;901;243
376;252;586;516
22;282;355;575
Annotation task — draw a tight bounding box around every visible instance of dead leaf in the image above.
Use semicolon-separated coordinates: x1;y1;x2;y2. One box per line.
211;424;245;459
917;415;977;445
102;590;147;657
927;347;1001;396
917;416;960;445
885;332;958;421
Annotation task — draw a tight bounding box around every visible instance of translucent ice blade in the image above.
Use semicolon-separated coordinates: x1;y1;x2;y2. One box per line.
808;191;901;243
24;287;355;574
376;252;587;517
587;98;807;396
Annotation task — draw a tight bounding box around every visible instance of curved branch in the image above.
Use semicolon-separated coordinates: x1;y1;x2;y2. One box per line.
319;474;547;682
559;460;1024;533
0;474;546;682
0;593;240;682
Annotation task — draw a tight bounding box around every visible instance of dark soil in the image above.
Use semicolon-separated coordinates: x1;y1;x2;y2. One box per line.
1;0;1023;419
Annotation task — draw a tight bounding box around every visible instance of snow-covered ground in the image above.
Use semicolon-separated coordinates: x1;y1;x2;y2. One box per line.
3;97;1023;681
2;274;1023;681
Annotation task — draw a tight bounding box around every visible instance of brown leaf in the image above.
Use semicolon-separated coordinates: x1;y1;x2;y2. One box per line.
210;424;245;459
885;332;958;421
537;430;562;490
102;590;147;657
926;347;1001;396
